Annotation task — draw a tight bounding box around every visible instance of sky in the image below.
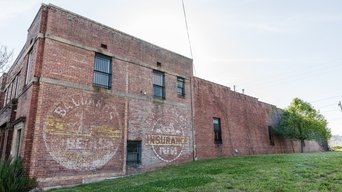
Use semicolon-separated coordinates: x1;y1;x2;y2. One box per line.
0;0;341;135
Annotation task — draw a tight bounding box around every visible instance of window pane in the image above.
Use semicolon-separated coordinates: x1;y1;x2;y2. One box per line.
213;118;222;144
127;141;141;165
177;77;185;96
127;153;138;161
153;72;164;86
94;72;110;87
177;87;183;95
93;54;111;89
25;51;32;85
15;73;21;98
15;129;22;158
95;56;110;73
153;85;163;98
153;71;165;99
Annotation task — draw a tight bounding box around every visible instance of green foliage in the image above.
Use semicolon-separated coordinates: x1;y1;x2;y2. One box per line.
276;98;331;141
49;152;342;192
0;157;37;192
330;145;342;151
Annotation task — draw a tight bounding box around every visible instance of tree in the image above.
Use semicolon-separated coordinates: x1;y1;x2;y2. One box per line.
276;98;331;153
0;43;13;73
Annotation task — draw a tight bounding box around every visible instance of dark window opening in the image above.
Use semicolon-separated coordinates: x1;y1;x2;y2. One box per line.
127;141;142;165
93;53;112;89
101;44;107;49
213;117;222;144
15;129;22;158
157;62;162;67
268;126;275;146
177;77;185;96
153;70;165;99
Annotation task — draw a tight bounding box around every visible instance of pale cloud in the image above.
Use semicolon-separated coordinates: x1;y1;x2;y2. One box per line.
224;15;299;34
199;57;329;65
218;6;342;34
234;12;342;33
0;0;38;27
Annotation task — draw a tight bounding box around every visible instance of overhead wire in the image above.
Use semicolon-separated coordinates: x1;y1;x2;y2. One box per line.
236;60;342;91
181;0;196;75
249;63;342;90
316;103;340;109
319;109;339;113
182;0;193;59
310;94;342;103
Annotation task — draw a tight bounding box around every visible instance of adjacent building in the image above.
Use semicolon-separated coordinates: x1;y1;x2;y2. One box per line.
0;4;323;187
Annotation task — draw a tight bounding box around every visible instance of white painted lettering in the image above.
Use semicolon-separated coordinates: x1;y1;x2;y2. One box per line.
54;107;66;117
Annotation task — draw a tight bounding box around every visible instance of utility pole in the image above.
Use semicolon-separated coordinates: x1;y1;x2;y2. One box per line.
338;101;342;112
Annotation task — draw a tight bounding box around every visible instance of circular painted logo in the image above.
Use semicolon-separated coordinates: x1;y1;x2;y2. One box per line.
43;94;122;170
146;116;189;163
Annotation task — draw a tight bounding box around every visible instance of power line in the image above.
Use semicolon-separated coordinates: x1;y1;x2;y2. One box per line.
320;109;339;113
310;95;342;103
181;0;193;59
316;103;339;109
240;61;342;91
252;64;342;90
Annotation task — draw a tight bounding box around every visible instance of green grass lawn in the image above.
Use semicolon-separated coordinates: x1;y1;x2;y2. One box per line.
49;152;342;192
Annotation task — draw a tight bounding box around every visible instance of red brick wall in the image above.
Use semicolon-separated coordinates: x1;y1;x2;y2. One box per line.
26;4;193;187
32;84;126;186
0;4;46;176
44;5;192;78
193;77;323;159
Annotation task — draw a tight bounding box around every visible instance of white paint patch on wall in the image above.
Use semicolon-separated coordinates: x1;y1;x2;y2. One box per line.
43;93;122;171
128;100;192;164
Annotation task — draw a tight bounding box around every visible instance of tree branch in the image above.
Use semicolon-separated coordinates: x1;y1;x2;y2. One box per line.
0;43;13;73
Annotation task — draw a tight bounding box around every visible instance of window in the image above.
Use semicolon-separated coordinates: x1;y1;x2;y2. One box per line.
153;70;165;99
93;53;112;89
25;51;32;85
268;126;275;146
10;123;24;158
15;72;21;98
8;83;13;101
213;118;222;144
3;89;8;107
177;77;185;96
126;141;141;165
12;76;18;99
14;129;22;158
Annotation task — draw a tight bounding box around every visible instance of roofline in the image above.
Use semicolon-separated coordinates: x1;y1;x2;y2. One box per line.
46;3;193;62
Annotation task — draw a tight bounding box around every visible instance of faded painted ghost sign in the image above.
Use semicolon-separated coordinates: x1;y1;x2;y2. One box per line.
43;94;122;170
146;116;189;162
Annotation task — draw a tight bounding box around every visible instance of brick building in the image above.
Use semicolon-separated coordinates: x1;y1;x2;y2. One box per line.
192;77;321;159
0;4;322;187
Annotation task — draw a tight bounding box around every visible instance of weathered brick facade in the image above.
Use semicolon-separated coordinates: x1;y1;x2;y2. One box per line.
192;77;322;159
0;4;323;188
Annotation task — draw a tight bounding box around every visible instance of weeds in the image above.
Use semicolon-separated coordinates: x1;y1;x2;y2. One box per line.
0;157;37;192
